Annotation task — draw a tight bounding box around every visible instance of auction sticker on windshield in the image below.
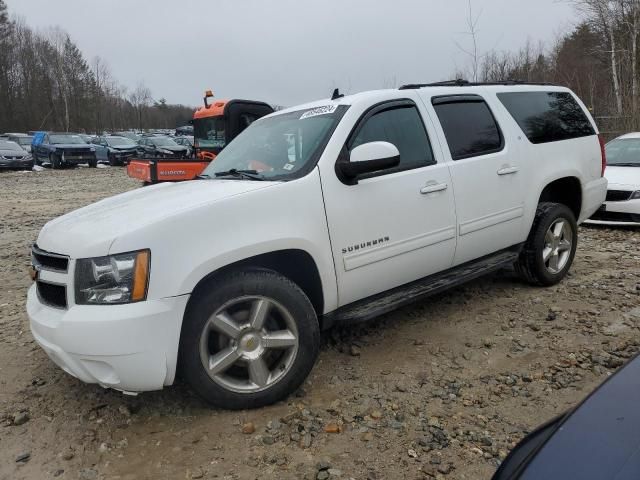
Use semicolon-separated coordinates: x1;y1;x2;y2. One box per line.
300;105;339;120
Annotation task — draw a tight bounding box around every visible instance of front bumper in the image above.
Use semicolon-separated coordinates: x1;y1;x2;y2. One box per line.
27;285;190;392
0;159;33;169
587;198;640;226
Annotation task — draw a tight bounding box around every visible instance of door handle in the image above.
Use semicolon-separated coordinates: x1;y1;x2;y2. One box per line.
497;166;519;175
420;182;448;194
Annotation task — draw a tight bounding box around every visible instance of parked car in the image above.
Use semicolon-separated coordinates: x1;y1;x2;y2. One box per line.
0;140;33;170
137;136;189;158
92;135;139;166
588;132;640;226
3;133;33;153
175;125;194;136
113;131;140;143
32;132;97;168
172;136;194;157
493;353;640;480
27;82;606;409
78;134;93;144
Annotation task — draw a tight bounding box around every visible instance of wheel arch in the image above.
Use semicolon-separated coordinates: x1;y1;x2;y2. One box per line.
538;176;582;220
186;249;325;318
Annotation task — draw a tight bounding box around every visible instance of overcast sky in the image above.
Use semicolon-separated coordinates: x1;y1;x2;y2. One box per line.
8;0;577;108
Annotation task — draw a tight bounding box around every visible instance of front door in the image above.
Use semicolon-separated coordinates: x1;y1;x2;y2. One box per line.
320;100;458;306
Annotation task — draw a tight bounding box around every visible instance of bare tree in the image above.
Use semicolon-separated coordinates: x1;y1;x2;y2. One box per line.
129;82;153;131
455;0;483;81
570;0;624;114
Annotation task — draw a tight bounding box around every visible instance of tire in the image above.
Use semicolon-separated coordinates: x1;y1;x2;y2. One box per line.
50;153;61;169
88;158;97;168
516;202;578;286
179;268;320;410
108;155;117;167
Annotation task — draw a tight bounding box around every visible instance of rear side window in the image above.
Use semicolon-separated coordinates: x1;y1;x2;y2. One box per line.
432;96;503;160
350;104;435;171
497;91;595;144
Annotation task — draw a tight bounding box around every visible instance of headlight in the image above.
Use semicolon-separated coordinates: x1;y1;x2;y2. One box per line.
90;147;96;152
75;250;150;305
631;191;640;200
160;149;173;154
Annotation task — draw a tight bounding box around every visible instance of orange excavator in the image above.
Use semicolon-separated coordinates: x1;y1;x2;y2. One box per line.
126;90;274;183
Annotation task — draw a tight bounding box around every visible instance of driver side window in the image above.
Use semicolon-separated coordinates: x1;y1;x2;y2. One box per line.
349;104;435;173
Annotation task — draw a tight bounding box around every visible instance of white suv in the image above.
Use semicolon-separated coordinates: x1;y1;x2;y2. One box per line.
27;81;607;409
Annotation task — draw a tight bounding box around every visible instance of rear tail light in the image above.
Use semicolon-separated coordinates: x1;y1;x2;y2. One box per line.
599;134;607;177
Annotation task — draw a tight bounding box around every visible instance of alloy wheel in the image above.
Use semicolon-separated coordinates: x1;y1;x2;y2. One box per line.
543;218;573;274
198;296;299;393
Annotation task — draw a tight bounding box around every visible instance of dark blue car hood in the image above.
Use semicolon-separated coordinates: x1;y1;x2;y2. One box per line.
52;144;92;149
496;354;640;479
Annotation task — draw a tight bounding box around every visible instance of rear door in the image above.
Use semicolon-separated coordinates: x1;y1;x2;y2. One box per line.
427;93;526;265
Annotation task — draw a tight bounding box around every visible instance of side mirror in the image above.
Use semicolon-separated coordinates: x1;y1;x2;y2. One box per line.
337;141;400;181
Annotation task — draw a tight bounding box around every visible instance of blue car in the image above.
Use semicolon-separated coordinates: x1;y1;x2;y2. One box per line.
91;135;139;166
494;352;640;479
32;132;97;168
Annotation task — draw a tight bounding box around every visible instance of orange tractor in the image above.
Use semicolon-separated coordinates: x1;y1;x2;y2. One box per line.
126;91;274;183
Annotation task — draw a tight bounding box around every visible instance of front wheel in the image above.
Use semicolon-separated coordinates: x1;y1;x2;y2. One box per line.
179;269;320;409
49;153;61;169
516;202;578;286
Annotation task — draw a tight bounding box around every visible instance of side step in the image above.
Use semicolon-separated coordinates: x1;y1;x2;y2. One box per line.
322;247;521;328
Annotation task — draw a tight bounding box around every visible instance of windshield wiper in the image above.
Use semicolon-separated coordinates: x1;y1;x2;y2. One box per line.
608;162;639;167
214;169;264;181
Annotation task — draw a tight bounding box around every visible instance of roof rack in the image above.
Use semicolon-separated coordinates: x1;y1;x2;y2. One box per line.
398;79;556;90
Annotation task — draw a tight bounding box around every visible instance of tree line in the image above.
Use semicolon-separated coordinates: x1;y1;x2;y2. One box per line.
456;0;640;138
0;0;193;134
2;0;639;138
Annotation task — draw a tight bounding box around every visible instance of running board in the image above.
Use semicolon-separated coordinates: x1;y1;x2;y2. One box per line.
322;246;521;329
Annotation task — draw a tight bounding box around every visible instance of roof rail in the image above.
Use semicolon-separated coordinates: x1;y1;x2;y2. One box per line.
398;79;557;90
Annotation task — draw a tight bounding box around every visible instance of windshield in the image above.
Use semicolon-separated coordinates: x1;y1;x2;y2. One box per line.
50;134;85;145
0;141;24;151
107;137;136;147
14;137;32;146
152;137;178;147
606;138;640;166
202;105;348;181
194;116;226;149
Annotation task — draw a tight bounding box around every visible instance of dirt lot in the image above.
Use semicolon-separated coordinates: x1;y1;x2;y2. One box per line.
0;167;639;480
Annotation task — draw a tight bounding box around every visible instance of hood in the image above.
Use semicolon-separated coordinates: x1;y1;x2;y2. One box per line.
605;165;640;188
52;144;92;150
0;149;27;157
37;179;278;258
111;145;137;151
157;145;187;152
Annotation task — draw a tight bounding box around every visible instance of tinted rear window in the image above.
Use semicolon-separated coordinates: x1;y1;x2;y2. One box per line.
433;96;503;160
498;92;595;144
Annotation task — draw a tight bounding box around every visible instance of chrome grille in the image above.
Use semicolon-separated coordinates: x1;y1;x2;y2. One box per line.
32;245;69;272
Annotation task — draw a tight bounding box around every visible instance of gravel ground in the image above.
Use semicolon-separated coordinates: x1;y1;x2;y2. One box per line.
1;167;639;480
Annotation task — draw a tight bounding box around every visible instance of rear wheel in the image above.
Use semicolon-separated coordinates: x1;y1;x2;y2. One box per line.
516;202;578;286
179;269;320;409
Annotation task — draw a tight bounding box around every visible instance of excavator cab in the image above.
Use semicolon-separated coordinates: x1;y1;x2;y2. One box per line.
126;92;274;184
193;97;274;161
